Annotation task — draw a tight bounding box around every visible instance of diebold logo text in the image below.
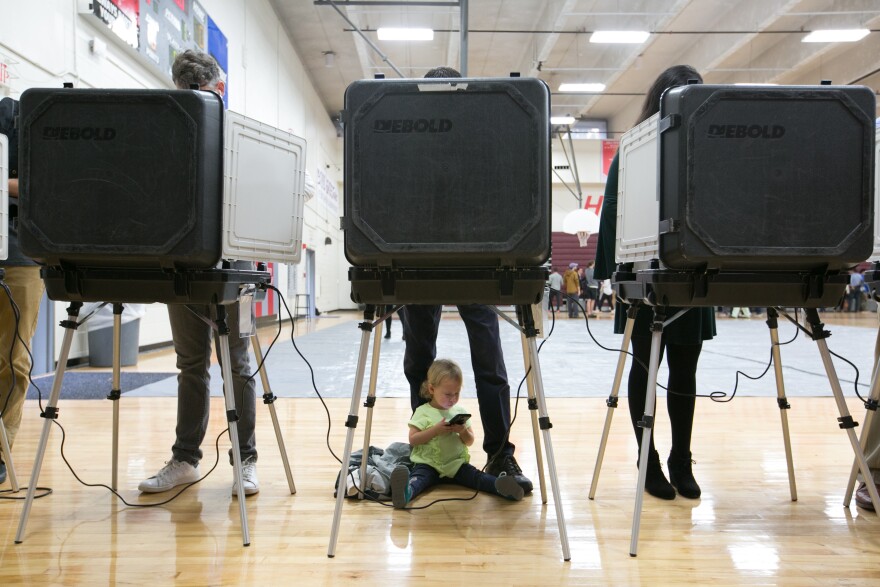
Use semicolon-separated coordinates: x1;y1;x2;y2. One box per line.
41;127;117;140
707;124;785;139
373;119;453;133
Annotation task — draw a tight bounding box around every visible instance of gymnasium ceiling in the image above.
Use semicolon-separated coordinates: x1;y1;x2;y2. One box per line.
270;0;880;135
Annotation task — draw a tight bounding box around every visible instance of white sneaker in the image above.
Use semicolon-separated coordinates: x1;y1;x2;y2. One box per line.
232;456;259;497
138;460;200;493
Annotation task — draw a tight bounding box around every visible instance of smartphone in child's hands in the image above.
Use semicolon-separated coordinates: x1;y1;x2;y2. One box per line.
447;413;471;426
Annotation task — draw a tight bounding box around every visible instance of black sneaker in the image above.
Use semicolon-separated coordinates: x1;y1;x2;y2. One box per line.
494;473;524;501
0;460;6;485
486;454;532;493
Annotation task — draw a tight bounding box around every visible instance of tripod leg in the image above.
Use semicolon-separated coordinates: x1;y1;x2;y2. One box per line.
843;326;880;506
16;302;82;543
518;320;547;504
590;303;638;500
804;309;880;517
0;419;19;492
250;335;296;494
215;304;251;546
518;304;570;561
358;317;384;500
328;307;375;557
766;308;797;501
109;304;123;491
630;308;665;557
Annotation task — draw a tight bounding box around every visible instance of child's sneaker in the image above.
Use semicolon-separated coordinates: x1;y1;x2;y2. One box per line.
390;464;411;509
494;472;525;501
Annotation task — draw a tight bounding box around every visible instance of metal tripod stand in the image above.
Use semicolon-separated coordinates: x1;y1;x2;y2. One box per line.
590;305;799;502
327;304;571;561
592;304;880;556
841;311;880;509
14;296;296;546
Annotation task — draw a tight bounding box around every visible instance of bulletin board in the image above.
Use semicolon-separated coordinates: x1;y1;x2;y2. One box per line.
86;0;229;101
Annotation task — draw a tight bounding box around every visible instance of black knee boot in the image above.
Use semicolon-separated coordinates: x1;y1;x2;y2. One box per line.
667;451;701;499
640;450;675;500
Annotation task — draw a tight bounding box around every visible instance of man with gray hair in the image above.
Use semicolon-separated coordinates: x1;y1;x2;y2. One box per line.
139;49;259;496
171;49;225;95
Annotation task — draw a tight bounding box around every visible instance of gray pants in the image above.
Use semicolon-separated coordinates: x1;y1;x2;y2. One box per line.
168;300;257;466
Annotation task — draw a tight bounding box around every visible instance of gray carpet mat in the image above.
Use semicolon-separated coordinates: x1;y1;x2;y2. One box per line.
26;372;178;400
126;311;878;399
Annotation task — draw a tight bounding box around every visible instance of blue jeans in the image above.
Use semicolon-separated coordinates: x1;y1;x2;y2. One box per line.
408;462;500;498
403;304;514;459
168;297;257;466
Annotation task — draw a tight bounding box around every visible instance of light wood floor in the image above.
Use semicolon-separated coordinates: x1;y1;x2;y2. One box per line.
1;390;879;585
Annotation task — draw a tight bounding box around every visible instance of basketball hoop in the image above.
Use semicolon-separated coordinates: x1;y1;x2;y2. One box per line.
563;209;600;248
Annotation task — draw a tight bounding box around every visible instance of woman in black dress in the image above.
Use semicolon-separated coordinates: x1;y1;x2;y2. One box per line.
594;65;716;500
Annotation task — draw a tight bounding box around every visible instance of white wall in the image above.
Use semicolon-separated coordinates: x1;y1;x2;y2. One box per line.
0;0;346;360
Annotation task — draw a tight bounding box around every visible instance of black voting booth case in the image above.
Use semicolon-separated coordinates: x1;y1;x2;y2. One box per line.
342;77;551;305
19;88;225;272
16;87;269;304
614;84;876;308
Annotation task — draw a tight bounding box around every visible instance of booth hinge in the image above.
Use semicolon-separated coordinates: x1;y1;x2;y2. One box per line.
659;218;679;234
659;114;681;133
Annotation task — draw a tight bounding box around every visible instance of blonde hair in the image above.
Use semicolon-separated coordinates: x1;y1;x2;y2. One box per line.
419;359;463;400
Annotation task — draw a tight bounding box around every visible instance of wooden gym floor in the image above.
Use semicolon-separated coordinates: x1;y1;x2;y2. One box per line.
1;311;879;585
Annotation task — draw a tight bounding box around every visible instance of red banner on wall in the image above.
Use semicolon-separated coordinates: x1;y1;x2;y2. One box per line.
601;139;619;181
254;263;276;318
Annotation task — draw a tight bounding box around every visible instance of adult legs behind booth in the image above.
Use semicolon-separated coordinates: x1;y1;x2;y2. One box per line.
0;265;45;482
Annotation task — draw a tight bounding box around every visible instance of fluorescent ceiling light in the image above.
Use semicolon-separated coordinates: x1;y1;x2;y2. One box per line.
802;29;869;43
550;116;576;125
558;83;606;92
590;30;650;44
377;27;434;41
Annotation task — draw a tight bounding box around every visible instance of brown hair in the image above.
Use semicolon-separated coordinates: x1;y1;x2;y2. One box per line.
635;65;702;125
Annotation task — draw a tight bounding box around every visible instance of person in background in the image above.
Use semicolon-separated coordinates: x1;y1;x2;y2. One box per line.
730;307;751;319
594;64;716;501
139;50;259;496
563;262;580;318
582;261;599;318
596;279;615;313
848;269;867;313
547;267;563;314
378;305;407;340
0;97;46;485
